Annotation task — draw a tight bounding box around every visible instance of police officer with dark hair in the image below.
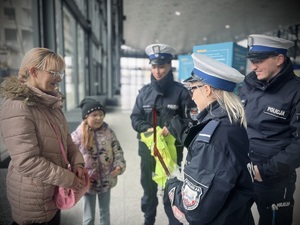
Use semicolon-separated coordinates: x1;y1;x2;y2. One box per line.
165;53;255;225
239;34;300;225
130;44;195;225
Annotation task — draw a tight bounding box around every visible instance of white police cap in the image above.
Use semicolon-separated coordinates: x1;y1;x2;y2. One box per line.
247;34;294;59
187;53;244;92
145;44;175;65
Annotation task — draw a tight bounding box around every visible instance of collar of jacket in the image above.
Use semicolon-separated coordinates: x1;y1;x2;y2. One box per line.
150;70;174;94
245;57;295;91
196;101;227;123
0;75;63;109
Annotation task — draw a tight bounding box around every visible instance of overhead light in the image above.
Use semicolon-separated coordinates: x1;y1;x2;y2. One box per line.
175;11;181;16
225;25;230;29
203;37;207;41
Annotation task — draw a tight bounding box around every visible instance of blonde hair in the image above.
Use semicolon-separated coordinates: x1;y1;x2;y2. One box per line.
18;47;65;82
81;120;95;150
212;89;247;128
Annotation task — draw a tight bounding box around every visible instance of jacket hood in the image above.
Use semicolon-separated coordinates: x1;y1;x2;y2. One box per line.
0;75;63;108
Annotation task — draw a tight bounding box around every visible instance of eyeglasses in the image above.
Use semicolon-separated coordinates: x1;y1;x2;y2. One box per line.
45;70;65;79
186;85;204;95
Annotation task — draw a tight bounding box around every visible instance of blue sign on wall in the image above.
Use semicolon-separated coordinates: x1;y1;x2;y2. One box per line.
178;42;247;94
193;42;247;75
178;55;194;82
194;42;234;65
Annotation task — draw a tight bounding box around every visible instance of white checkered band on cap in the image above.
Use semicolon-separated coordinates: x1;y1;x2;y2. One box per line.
191;53;245;92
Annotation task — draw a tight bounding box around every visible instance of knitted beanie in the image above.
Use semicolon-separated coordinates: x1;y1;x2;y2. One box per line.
80;98;106;119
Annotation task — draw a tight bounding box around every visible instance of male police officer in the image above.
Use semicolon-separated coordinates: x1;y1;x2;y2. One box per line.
239;34;300;225
130;44;195;225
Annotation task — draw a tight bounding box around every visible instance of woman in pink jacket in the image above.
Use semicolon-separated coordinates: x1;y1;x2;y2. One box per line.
0;48;86;225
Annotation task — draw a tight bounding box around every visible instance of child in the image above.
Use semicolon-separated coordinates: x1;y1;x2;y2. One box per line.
71;98;126;225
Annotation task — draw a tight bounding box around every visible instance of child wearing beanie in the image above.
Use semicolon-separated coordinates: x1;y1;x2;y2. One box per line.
71;98;126;225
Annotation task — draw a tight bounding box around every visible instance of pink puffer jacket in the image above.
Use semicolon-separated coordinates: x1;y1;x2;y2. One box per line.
0;76;84;225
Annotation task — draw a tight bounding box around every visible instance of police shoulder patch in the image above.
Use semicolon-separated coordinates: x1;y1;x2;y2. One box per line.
196;120;220;143
182;178;202;210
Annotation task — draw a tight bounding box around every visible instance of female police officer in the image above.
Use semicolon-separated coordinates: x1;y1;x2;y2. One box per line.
130;44;195;225
165;53;255;225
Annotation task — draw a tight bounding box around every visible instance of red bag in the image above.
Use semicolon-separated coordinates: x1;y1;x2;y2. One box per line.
54;170;90;210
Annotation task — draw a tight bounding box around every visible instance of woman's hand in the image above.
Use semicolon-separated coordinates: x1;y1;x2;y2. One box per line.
110;166;122;177
160;126;170;136
71;167;87;192
71;175;86;192
73;167;85;179
146;127;154;133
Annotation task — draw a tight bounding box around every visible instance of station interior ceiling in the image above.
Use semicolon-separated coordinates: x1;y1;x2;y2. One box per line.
122;0;300;61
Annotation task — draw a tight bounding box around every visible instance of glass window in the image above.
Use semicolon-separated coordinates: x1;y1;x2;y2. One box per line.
92;42;101;94
77;24;85;102
5;28;17;42
120;57;150;110
63;6;77;111
90;0;101;40
0;0;33;81
4;7;15;20
73;0;87;17
0;0;33;162
63;5;88;110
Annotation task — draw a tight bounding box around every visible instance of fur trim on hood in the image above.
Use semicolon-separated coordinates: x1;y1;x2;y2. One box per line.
0;75;64;107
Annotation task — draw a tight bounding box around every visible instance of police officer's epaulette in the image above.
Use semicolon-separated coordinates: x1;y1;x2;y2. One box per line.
196;120;220;143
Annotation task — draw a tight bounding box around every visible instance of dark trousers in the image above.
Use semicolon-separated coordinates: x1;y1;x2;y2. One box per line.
139;141;183;225
254;172;296;225
11;210;61;225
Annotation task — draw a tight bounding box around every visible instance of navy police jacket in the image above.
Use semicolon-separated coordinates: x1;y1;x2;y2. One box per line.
130;71;195;139
166;102;254;225
239;58;300;181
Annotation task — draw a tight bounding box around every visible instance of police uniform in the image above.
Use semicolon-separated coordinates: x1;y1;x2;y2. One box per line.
166;53;255;225
130;44;195;225
239;34;300;225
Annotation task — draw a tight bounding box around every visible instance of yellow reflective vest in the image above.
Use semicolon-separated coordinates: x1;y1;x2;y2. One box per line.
140;126;178;188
